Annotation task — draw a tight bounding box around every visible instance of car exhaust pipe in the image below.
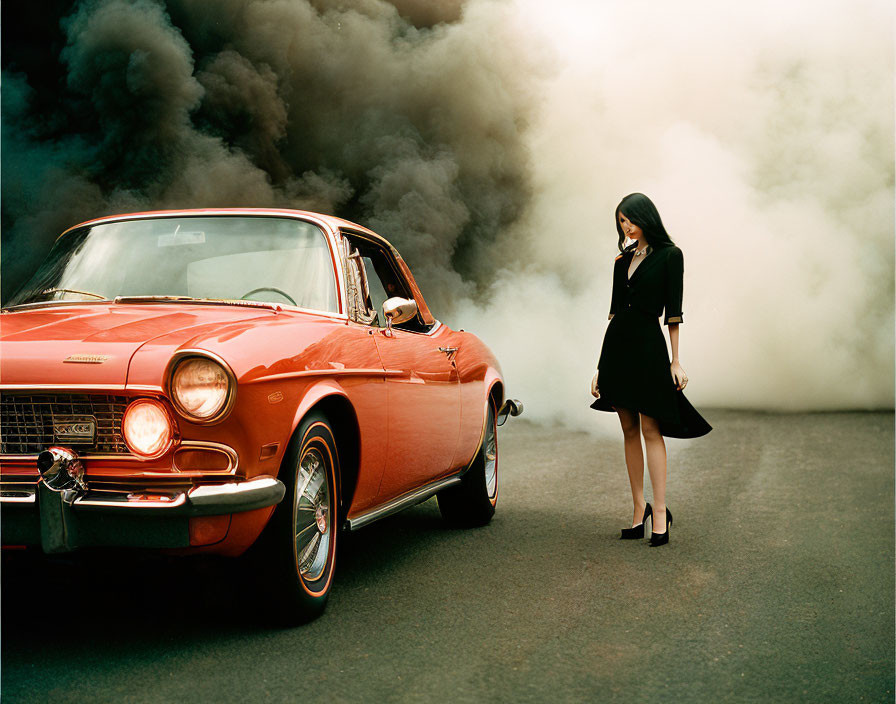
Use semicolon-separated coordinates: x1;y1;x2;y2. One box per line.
497;398;524;427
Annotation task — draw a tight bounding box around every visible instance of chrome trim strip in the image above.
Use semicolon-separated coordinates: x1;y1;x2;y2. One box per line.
244;368;402;384
175;440;239;474
74;493;187;509
346;475;463;531
2;300;114;313
325;222;349;318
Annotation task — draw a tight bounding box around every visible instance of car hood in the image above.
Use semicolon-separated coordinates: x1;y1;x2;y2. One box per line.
0;304;274;388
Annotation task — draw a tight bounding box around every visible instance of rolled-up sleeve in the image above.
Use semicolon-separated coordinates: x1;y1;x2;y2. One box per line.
663;247;684;325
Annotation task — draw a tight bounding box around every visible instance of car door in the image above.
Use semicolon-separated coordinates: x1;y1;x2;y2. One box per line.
340;232;461;501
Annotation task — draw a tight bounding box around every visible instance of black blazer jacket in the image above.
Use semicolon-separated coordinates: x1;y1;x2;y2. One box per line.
608;242;684;325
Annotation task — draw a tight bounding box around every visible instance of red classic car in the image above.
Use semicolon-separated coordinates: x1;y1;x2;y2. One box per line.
0;209;522;622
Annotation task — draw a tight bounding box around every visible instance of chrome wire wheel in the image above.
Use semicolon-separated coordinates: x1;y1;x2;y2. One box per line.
257;411;339;625
293;446;331;583
484;401;497;500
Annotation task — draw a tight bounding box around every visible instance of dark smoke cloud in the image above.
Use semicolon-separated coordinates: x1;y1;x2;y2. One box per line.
1;0;535;313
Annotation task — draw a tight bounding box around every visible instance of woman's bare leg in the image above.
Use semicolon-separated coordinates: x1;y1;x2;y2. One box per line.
616;407;646;527
640;413;667;533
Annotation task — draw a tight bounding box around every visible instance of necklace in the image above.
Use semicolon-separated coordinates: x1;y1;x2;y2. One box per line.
634;245;649;257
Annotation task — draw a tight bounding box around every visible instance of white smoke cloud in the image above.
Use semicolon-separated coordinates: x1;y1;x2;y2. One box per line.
447;0;894;431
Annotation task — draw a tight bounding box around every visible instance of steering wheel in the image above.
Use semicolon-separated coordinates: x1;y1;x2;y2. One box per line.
240;287;297;306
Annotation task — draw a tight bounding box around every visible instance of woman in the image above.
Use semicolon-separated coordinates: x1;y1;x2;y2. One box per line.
590;193;712;547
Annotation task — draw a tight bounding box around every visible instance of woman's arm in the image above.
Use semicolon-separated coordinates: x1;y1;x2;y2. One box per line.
669;322;680;363
668;323;686;390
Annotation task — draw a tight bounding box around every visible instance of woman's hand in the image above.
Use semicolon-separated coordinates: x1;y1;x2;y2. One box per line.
670;361;688;391
591;371;600;398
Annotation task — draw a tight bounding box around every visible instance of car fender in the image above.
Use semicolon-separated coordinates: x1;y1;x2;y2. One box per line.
484;368;505;409
283;378;387;518
288;379;350;443
452;364;504;474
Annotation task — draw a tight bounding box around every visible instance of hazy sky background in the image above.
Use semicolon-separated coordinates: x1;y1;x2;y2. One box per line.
2;0;893;432
456;0;895;431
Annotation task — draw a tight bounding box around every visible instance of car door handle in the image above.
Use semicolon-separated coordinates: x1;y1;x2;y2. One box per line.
438;346;459;360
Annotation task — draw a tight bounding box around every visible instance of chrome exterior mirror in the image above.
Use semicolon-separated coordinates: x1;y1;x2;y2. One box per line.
382;297;417;335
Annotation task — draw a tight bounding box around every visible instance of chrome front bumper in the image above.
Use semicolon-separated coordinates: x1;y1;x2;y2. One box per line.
1;477;284;514
1;477;285;552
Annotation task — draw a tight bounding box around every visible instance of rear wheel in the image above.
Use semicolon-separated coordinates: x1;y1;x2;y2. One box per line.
437;396;498;527
260;411;339;624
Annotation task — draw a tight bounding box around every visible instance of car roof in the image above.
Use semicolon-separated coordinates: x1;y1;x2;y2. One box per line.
59;208;385;243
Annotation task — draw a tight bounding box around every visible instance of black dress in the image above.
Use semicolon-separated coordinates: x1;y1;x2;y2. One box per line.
590;242;712;439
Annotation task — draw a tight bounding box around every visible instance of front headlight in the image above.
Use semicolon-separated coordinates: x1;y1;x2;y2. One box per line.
169;354;234;423
122;399;175;458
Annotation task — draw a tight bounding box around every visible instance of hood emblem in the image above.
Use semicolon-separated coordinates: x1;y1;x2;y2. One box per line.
64;354;110;364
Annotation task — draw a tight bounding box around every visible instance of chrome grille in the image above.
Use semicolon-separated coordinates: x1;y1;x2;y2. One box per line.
0;394;129;455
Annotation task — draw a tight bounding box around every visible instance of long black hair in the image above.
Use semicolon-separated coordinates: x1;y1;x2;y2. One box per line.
615;193;676;252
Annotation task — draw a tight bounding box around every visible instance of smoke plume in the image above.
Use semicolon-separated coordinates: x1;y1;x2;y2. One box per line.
2;0;536;314
2;0;893;427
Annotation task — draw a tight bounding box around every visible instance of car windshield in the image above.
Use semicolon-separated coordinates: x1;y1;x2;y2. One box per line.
6;216;339;312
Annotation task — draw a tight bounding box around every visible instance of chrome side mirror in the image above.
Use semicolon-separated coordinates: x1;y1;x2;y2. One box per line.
497;399;524;426
382;297;417;335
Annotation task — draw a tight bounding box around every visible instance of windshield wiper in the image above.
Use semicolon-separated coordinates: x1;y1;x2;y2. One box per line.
41;288;108;300
113;295;200;303
113;295;281;312
3;294;283;314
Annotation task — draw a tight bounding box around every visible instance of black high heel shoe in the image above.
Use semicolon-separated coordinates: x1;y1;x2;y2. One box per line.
648;507;672;547
620;502;652;539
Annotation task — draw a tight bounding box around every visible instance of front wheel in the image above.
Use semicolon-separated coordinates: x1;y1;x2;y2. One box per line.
437;396;498;527
259;411;339;624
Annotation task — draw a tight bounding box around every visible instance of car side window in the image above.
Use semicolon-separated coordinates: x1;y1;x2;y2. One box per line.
340;233;428;333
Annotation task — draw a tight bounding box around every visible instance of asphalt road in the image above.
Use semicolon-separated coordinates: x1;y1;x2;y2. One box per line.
2;410;893;703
